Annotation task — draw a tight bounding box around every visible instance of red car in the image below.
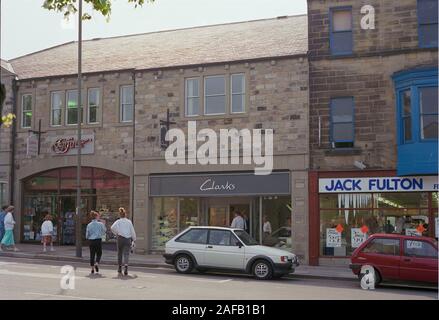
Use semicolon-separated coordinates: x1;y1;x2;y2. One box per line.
350;233;438;286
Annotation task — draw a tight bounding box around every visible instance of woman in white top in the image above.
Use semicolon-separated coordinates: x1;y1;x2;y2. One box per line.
41;213;55;252
263;215;272;235
111;207;136;276
1;206;18;251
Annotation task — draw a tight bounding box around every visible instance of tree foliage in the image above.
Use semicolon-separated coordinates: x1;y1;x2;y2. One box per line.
42;0;154;20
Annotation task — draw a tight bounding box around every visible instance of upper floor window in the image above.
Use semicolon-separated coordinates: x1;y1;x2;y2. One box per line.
185;78;200;117
330;7;353;55
204;75;226;115
418;0;438;48
330;97;354;148
120;85;134;122
88;88;100;124
419;87;438;140
231;74;245;113
21;94;32;128
401;89;412;143
51;92;63;126
185;73;246;117
66;90;83;125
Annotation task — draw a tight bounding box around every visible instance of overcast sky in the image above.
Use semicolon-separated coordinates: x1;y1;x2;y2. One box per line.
1;0;307;60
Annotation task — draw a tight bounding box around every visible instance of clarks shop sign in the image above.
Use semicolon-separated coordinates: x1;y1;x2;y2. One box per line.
149;172;290;197
51;134;94;156
319;176;438;193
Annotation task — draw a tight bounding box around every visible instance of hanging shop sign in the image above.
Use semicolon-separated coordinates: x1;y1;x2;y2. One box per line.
351;228;367;248
51;134;94;156
326;228;341;248
149;172;290;197
319;176;438;193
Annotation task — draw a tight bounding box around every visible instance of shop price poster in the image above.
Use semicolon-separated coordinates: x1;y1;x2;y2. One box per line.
351;228;367;248
326;228;341;247
406;240;423;249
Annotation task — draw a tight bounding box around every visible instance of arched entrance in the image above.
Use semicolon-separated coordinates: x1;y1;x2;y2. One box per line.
21;167;130;244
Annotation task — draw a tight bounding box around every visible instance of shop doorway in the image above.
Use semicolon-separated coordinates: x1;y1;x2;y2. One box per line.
205;197;253;233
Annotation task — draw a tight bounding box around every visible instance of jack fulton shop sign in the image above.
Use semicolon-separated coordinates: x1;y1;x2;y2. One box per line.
319;176;439;193
149;172;290;197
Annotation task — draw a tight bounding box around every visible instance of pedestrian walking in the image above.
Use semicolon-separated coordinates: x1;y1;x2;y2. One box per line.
1;206;18;251
111;207;136;276
86;211;107;274
41;213;55;252
0;205;7;251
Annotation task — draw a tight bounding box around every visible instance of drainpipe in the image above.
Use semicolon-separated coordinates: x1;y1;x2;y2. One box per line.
9;77;17;205
131;70;136;226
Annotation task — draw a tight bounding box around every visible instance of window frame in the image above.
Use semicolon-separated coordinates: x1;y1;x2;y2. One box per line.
204;75;226;116
120;85;134;123
185;78;200;117
417;0;439;48
330;96;355;147
361;237;401;256
329;6;354;56
207;229;240;247
87;87;100;124
65;89;83;126
21;94;33;129
175;228;208;244
418;85;438;141
50;91;63;127
231;73;246;114
400;89;414;144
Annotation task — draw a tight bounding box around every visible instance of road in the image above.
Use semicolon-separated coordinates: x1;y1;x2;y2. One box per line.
0;257;436;300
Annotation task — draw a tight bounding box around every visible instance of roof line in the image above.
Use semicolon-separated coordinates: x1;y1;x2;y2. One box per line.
8;13;307;61
9;41;76;62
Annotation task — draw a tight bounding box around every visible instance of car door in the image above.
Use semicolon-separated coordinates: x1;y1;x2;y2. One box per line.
174;228;209;265
203;229;245;270
358;237;401;280
400;239;438;283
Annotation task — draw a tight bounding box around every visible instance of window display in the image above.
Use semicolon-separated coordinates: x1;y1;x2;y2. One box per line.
151;197;179;250
261;196;292;249
319;192;435;257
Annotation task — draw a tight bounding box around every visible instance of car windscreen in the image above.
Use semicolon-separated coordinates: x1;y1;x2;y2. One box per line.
234;230;258;245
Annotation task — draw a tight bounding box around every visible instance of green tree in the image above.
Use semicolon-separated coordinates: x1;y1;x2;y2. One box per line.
42;0;154;19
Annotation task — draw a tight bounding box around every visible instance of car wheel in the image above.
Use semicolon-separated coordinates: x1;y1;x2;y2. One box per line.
252;260;273;280
174;254;194;274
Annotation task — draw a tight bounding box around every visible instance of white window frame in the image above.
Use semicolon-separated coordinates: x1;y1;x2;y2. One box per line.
204;75;226;116
50;91;63;127
231;73;246;114
185;78;200;117
21;94;32;129
87;88;100;124
65;90;83;126
120;85;134;123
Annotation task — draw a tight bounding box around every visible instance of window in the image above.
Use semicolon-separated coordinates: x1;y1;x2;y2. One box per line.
120;85;134;122
185;78;199;116
208;230;236;246
401;90;412;142
205;76;226;115
330;7;353;55
418;0;438;48
88;88;100;124
419;87;438;139
21;94;32;128
330;97;354;148
231;74;245;113
362;238;400;256
404;240;438;258
51;92;63;126
66;90;83;125
0;182;7;207
176;229;208;244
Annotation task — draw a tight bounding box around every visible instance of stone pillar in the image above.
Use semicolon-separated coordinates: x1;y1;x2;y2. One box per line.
291;170;309;264
133;175;148;253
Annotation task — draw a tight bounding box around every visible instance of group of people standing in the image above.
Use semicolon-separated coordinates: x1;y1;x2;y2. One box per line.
86;207;136;276
0;205;18;252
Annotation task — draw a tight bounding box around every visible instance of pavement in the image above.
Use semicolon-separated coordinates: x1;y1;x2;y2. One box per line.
0;243;357;281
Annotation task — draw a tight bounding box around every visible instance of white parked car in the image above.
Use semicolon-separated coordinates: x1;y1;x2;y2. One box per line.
163;226;299;280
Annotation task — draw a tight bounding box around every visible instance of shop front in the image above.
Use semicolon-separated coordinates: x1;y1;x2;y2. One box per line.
21;167;130;244
309;171;439;266
148;171;293;251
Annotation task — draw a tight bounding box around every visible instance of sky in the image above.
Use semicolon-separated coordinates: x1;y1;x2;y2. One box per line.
0;0;307;60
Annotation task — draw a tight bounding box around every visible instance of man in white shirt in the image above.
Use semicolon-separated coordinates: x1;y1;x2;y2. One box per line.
230;211;246;230
263;215;272;235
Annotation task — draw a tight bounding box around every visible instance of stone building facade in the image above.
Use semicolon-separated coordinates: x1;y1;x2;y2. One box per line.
1;15;312;262
307;0;438;265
